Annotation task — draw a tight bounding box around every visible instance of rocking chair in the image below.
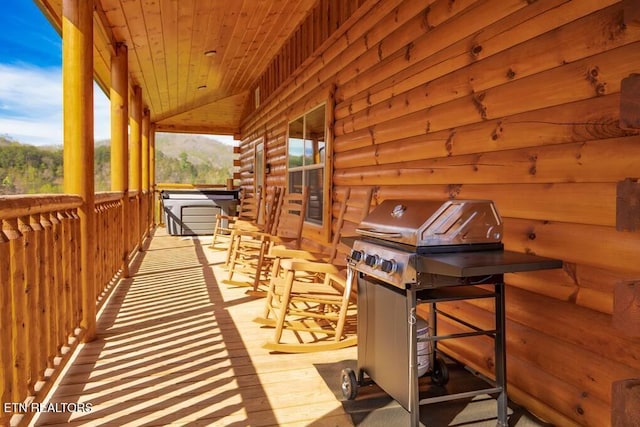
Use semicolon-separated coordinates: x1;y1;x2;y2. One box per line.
254;187;373;352
223;187;308;293
209;188;262;261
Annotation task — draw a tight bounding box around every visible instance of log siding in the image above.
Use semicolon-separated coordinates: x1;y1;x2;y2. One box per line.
241;1;640;425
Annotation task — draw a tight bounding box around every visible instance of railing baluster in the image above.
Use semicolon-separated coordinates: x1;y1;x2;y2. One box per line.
6;218;28;403
70;210;82;331
20;215;40;392
59;211;71;341
31;214;47;383
0;224;13;427
50;212;64;361
40;213;54;372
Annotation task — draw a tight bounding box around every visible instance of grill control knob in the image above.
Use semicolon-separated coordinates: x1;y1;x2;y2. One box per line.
380;259;397;274
350;250;364;262
364;254;379;268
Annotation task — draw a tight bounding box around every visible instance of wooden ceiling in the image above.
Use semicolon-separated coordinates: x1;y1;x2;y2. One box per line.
34;0;319;135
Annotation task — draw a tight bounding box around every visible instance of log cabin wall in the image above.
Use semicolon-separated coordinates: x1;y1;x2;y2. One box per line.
240;1;640;425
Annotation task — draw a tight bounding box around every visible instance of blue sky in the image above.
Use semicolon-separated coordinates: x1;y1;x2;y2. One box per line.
0;2;235;147
0;1;111;146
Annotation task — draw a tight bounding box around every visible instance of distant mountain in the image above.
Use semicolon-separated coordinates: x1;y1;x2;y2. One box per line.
95;133;233;167
155;133;234;167
0;135;31;147
0;136;64;194
0;134;234;195
153;134;234;185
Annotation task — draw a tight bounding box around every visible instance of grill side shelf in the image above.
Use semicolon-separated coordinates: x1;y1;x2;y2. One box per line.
414;250;563;278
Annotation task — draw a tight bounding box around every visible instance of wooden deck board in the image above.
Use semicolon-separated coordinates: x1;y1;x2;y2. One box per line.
33;228;550;427
33;229;356;426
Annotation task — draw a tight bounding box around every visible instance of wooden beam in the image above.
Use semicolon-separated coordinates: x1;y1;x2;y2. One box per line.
62;0;96;342
612;378;640;426
623;0;640;26
616;178;640;232
620;73;640;130
613;281;640;337
153;124;240;135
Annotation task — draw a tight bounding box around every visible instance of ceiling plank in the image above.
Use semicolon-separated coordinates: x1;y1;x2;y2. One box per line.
35;0;330;133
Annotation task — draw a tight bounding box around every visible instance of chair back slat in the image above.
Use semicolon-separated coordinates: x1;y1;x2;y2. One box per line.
263;187;284;235
274;187;309;249
329;187;373;265
237;187;262;222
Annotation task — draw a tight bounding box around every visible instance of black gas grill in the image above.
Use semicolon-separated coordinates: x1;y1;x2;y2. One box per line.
341;199;562;427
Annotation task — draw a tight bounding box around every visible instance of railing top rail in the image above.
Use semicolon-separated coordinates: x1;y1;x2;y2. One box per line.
95;191;124;204
156;183;228;190
0;194;83;220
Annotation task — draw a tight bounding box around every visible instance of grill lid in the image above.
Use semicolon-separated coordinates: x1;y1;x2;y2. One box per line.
356;199;503;248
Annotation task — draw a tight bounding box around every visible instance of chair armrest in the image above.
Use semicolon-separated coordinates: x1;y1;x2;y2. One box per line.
280;259;340;275
269;246;325;261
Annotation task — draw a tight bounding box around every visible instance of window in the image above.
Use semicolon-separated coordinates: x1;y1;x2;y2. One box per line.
287;104;326;226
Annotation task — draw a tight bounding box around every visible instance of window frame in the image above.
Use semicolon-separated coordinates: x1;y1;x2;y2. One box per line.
286;101;332;243
254;138;265;222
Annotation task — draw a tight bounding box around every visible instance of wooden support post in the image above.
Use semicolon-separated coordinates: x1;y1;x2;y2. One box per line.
142;109;150;193
130;85;142;251
142;109;150;235
612;378;640;427
110;43;130;277
150;124;156;226
62;0;96;342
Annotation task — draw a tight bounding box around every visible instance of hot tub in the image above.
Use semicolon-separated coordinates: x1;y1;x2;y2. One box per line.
161;189;239;236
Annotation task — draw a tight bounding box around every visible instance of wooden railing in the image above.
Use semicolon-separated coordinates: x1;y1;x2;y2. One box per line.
95;192;125;307
0;183;229;424
0;192;153;426
1;195;82;426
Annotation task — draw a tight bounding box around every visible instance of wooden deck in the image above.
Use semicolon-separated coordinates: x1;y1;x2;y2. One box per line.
32;228;550;427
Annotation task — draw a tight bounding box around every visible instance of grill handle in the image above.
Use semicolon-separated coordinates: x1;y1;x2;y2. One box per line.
356;228;403;239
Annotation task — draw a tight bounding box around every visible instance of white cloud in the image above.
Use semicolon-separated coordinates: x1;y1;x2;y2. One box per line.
0;63;110;146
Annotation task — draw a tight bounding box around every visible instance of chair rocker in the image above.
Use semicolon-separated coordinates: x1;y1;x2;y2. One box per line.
258;258;358;353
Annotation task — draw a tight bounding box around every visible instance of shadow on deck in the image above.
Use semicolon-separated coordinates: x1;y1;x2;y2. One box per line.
32;228;551;427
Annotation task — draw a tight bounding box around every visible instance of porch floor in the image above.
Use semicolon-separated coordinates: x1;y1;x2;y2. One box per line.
33;228;550;427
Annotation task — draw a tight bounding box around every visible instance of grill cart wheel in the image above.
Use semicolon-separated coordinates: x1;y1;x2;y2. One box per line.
341;368;358;400
431;356;449;386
